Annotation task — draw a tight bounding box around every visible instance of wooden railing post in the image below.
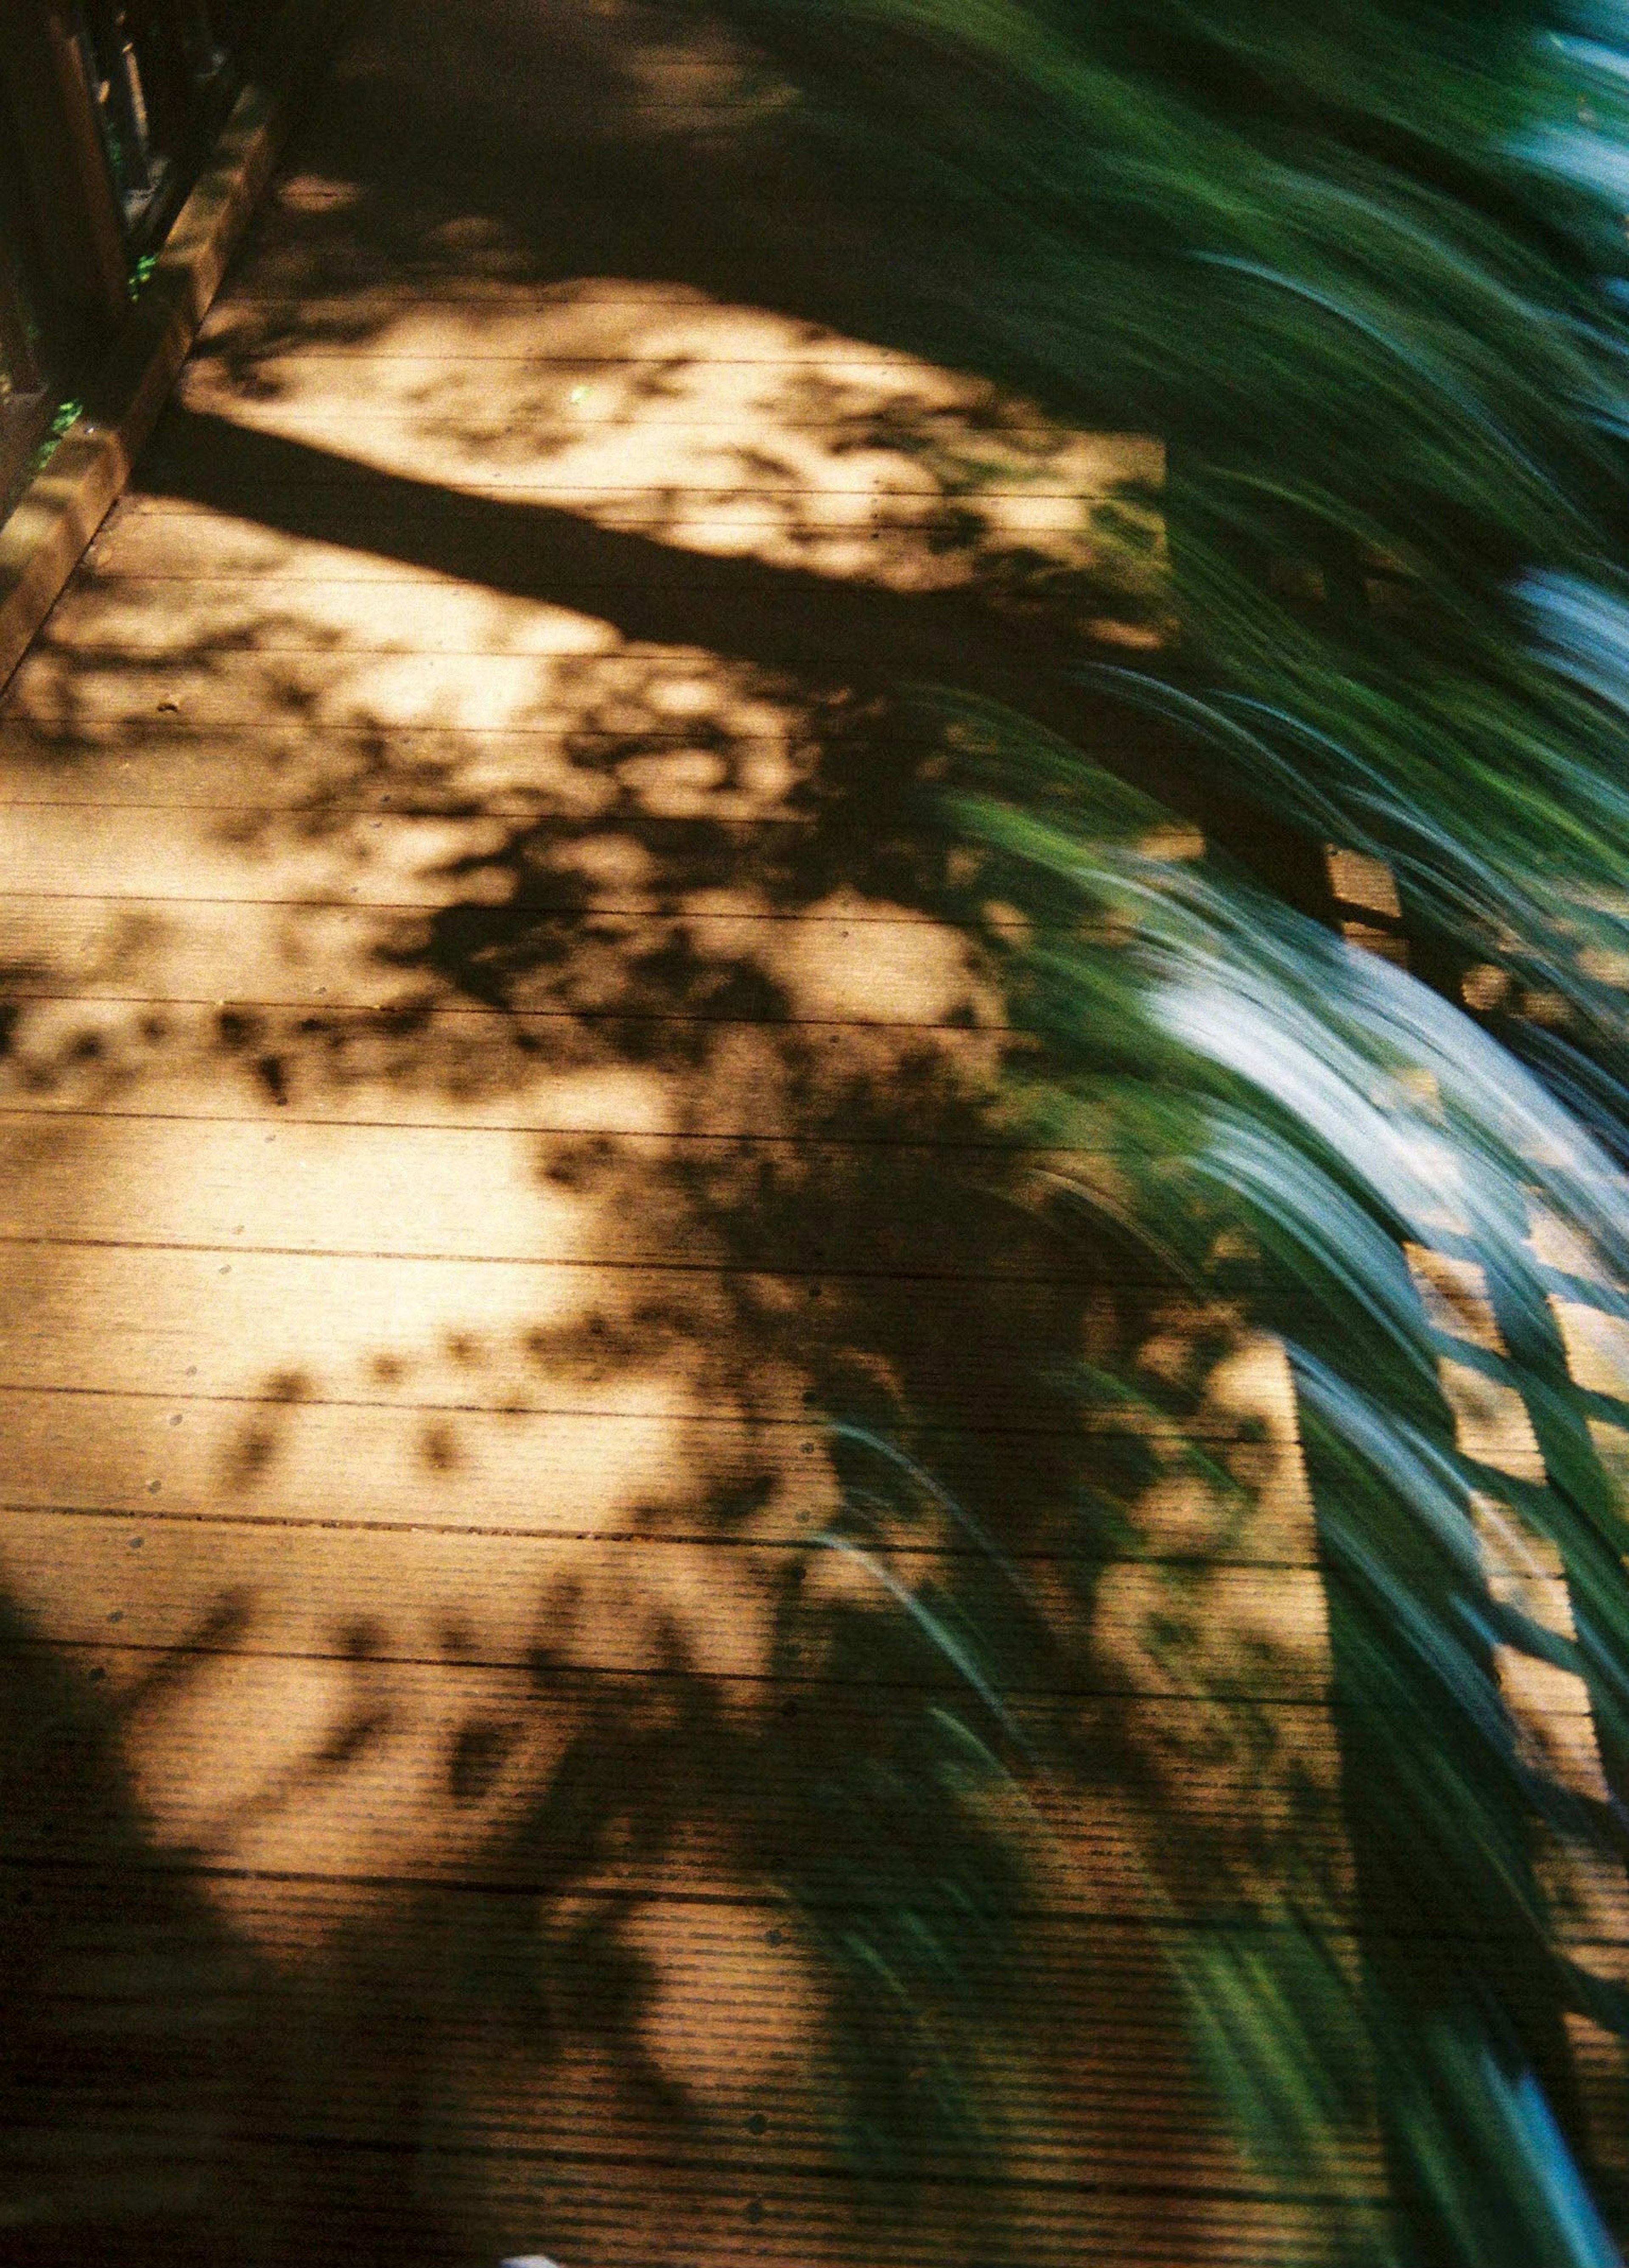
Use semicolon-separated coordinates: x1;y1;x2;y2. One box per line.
1;1;132;353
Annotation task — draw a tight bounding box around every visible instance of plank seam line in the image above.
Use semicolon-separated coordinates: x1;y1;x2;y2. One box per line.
0;999;1006;1036
0;1854;1382;1931
189;355;1041;367
0;1110;1048;1146
0;804;818;824
0;722;921;737
0;1497;1316;1570
22;1622;1303;1698
8;1639;1340;1711
8;1850;1541;1944
0;1235;1115;1283
22;1845;1598;1953
0;888;1031;924
0;1105;1066;1149
23;631;1088;649
121;465;1119;491
3;1392;1222;1442
157;2122;1373;2203
0;1383;1212;1445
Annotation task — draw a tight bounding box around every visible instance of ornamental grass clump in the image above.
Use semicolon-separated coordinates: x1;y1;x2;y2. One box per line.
712;3;1629;2259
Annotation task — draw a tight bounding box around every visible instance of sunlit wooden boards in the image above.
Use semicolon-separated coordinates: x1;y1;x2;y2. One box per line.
0;2;1426;2265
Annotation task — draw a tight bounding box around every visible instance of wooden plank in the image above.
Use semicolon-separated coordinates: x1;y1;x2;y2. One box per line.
8;1764;1355;1916
0;639;1084;725
194;276;1068;326
213;214;1050;292
97;483;1061;532
175;352;1101;394
35;575;1105;654
0;887;1016;1016
0;905;1108;1053
0;716;842;793
170;357;1114;430
8;1649;1352;1900
132;454;1138;504
217;2153;1363;2268
0;1112;1122;1271
0;1361;1304;1539
0;1505;1332;1691
0;1382;833;1538
1;1868;1374;2197
0;1238;1310;1454
34;592;1023;663
64;545;998;600
62;480;1164;650
0;1013;1014;1123
0;809;852;905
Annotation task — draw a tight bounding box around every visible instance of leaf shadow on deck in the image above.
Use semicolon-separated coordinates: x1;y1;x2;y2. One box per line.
0;0;1357;2260
0;669;1330;2255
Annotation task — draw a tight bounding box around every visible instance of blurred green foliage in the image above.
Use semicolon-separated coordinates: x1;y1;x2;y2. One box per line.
705;0;1629;2258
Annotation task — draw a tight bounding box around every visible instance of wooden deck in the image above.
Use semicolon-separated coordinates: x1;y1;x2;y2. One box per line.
0;3;1572;2263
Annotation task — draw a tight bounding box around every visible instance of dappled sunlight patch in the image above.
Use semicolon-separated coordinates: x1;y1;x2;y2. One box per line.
762;884;994;1026
1472;1499;1629;1950
0;1111;594;1263
1405;1246;1508;1354
1089;1560;1331;1706
621;1894;829;2128
0;1244;608;1415
176;281;1162;603
1436;1358;1545;1477
125;1646;386;1857
1552;1294;1629;1400
204;1381;716;1539
130;1658;577;1910
43;571;638;665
